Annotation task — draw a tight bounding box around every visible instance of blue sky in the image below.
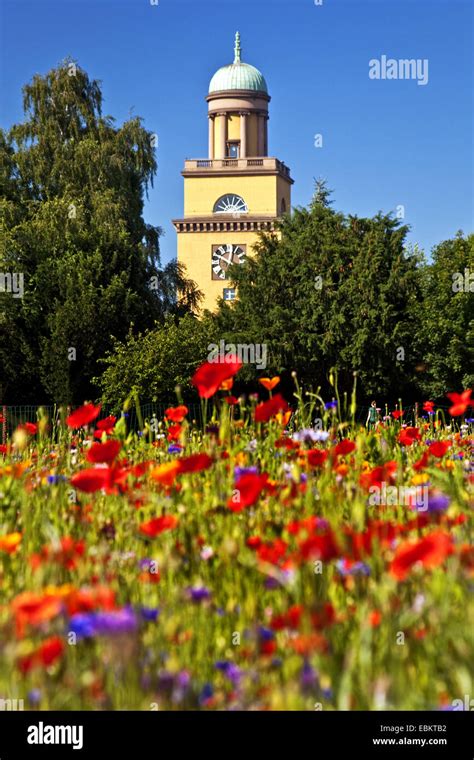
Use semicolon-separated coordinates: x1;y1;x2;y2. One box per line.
1;0;472;265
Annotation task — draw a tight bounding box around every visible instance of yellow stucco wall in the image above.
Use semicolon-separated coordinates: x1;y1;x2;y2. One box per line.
227;114;240;141
184;174;280;217
177;230;265;312
277;175;291;215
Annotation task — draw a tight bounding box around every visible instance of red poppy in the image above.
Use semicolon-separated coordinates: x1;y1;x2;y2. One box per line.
139;515;179;538
86;439;121;464
390;530;453;581
165;405;189;423
227;473;268;512
167;424;182;442
246;535;262;549
177;453;213;473
298;529;340;562
94;415;116;437
423;401;435;413
224;395;239;405
23;422;37;435
39;635;64;666
270;604;303;630
359;460;397;489
131;461;154;478
192;356;242;399
307;449;328;467
428;441;451;458
398;427;421;446
369;610;382;627
18;635;65;674
254;394;289;423
257;538;288;565
334;439;356;456
71;467;111;493
413;451;430;471
391;410;404;420
446;389;473;416
66;403;101;429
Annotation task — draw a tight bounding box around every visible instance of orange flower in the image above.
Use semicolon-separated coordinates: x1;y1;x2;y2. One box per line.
11;590;64;637
219;378;234;392
0;532;22;554
259;376;280;392
150;461;182;487
275;410;292;426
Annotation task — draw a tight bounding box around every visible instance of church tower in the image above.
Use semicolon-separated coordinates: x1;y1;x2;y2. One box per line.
173;32;293;312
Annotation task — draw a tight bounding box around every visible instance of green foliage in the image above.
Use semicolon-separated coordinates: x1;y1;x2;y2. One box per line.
415;232;474;398
216;188;424;401
0;60;199;404
97;313;217;409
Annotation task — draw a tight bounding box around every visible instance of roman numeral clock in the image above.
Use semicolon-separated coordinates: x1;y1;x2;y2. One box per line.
173;32;293;312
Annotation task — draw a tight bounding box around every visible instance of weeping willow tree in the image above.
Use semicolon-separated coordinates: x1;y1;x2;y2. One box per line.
0;59;200;404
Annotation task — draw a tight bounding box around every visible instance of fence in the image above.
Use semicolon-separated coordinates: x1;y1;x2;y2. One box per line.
1;401;451;443
0;403;207;441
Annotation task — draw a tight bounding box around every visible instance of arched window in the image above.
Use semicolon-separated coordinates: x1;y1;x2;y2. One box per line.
280;198;287;215
213;194;248;214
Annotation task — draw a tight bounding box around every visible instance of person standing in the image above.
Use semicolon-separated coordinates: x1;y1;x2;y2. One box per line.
366;401;378;430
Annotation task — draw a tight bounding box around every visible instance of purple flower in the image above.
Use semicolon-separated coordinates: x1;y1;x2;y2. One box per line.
336;559;370;577
325;400;337;410
47;475;67;484
301;661;318;691
186;585;211;602
140;606;160;622
28;689;41;706
234;466;258;479
69;607;137;639
427;493;451;513
199;683;214;705
264;577;280;590
258;626;275;641
167;444;182;454
215;661;242;685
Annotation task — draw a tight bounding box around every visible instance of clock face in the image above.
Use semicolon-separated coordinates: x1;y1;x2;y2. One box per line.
211;244;246;280
213;194;248;214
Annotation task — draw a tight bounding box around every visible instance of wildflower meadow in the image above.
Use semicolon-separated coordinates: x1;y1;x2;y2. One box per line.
0;360;472;712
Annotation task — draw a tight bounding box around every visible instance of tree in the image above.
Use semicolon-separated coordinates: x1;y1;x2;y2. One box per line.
0;60;199;404
415;232;474;398
97;313;217;410
215;197;424;402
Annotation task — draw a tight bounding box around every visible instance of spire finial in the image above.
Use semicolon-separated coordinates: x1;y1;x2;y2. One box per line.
234;31;241;64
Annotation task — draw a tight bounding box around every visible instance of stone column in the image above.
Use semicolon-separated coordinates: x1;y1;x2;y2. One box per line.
264;115;269;156
208;115;214;159
240;112;248;158
257;113;265;156
218;113;227;159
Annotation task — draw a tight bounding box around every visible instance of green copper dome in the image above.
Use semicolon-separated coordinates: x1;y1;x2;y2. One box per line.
208;32;268;94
